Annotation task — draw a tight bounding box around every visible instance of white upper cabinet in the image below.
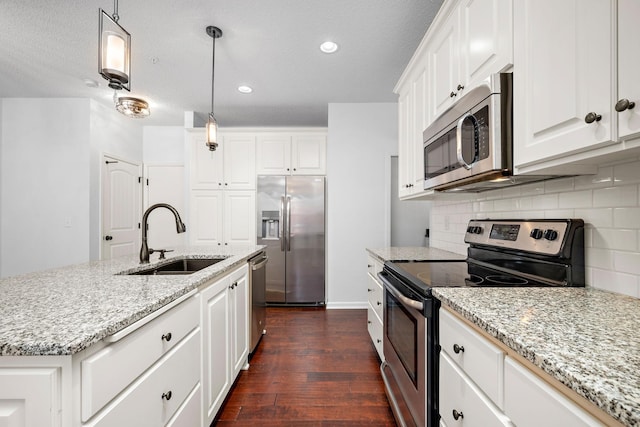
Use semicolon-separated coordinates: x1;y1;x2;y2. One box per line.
190;130;256;190
395;0;512;200
256;131;326;175
513;0;613;172
617;0;640;141
428;0;513;122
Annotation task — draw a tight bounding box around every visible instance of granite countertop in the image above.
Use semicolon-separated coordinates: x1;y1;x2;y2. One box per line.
367;246;466;262
432;287;640;426
0;246;264;357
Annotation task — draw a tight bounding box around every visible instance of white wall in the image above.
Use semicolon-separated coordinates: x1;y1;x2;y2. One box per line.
0;98;143;277
429;157;640;298
327;103;397;308
142;126;185;163
1;98;91;277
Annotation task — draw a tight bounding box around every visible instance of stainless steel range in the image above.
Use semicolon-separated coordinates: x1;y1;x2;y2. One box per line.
378;219;585;427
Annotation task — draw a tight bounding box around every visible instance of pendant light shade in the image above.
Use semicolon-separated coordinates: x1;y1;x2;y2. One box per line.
116;96;150;118
98;5;131;91
206;25;222;151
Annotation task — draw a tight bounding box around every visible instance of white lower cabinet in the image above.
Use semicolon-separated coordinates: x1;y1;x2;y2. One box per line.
165;383;201;427
366;254;384;361
0;367;61;427
439;352;513;427
503;357;603;427
84;330;200;427
201;264;249;426
439;308;609;427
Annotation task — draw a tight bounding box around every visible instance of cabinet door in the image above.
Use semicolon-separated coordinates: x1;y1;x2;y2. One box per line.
428;10;459;121
223;191;256;246
222;134;256;190
291;134;327;175
504;357;602;427
513;0;613;169
230;265;249;376
459;0;513;91
617;0;640;140
190;131;224;190
201;278;231;426
256;134;291;175
398;88;414;198
189;190;223;246
0;368;59;427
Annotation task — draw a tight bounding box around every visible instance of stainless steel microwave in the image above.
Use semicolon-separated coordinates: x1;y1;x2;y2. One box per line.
423;73;515;192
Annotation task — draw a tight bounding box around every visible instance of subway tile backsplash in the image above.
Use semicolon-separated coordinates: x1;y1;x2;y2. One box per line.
430;158;640;299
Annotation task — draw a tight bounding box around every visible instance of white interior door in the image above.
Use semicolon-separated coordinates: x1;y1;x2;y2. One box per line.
144;164;186;250
102;156;142;260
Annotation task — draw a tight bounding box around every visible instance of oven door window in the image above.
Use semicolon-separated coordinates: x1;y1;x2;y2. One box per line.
386;291;418;386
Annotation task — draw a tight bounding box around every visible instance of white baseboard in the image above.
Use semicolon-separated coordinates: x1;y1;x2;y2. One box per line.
325;301;368;309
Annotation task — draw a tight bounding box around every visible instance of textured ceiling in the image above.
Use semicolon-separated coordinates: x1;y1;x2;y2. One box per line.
0;0;443;127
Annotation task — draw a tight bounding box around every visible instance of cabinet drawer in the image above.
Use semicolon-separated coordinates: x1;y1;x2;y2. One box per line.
81;295;199;421
504;357;603;427
166;383;201;427
367;255;383;279
367;276;383;320
85;329;201;427
367;306;384;360
439;352;513;427
439;309;504;408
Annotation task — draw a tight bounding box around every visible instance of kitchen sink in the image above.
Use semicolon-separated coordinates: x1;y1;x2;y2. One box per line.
127;257;227;275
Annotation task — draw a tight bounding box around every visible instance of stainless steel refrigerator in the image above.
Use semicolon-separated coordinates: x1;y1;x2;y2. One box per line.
257;175;325;304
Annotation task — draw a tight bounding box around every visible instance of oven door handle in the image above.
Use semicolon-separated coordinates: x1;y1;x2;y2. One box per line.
379;273;424;311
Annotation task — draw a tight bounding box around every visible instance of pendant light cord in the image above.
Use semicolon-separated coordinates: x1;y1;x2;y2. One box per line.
112;0;119;22
211;34;215;115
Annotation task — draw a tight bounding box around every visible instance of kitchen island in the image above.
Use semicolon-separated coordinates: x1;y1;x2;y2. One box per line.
0;245;264;426
434;287;640;427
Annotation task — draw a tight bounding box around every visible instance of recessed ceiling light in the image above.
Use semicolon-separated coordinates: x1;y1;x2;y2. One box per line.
320;41;338;54
238;85;253;94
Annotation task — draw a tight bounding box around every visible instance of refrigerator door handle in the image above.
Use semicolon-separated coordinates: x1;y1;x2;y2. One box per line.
286;196;292;252
280;196;285;251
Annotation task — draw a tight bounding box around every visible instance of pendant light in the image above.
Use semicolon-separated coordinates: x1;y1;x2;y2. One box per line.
98;0;131;91
206;26;223;151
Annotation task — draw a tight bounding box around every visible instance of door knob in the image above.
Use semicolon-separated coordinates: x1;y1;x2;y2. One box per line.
104;235;113;241
584;112;602;124
615;99;636;112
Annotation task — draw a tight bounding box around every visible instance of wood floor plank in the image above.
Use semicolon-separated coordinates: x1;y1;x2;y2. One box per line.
214;307;396;426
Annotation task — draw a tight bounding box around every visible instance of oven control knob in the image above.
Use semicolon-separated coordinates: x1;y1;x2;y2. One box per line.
530;228;543;240
544;229;558;241
467;226;482;235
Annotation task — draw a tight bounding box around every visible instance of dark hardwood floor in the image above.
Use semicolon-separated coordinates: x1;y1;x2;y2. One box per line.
215;307;396;426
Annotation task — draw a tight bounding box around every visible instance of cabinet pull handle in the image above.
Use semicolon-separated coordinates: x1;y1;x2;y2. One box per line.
457;84;465;91
450;91;457;98
453;343;464;354
452;409;464;420
615;99;636;112
162;391;173;401
377;339;382;343
584;112;602;124
377;301;382;306
161;333;172;342
368;320;372;324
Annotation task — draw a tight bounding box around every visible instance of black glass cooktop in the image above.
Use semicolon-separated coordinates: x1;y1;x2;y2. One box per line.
385;259;553;298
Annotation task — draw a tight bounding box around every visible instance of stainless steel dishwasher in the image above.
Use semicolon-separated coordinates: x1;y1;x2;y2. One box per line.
248;252;268;353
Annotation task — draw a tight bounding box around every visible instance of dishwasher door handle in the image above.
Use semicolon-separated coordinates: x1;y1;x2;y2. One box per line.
251;255;269;271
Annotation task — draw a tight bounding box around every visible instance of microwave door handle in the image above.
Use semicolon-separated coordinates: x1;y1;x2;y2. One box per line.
456;113;479;170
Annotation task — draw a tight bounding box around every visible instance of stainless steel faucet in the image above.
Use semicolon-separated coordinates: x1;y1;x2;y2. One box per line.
139;203;187;263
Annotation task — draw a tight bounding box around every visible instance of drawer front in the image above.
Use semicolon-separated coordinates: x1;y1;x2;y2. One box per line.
367;306;384;360
166;383;201;427
82;295;199;421
367;255;383;280
504;357;603;427
439;309;504;408
439;352;513;427
367;275;383;319
86;329;201;427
